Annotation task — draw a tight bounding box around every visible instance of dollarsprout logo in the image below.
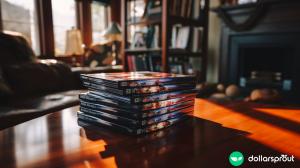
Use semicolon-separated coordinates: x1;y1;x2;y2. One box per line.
229;151;244;166
228;151;295;166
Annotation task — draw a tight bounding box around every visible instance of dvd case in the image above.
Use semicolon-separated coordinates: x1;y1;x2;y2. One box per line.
80;100;194;119
80;71;196;88
79;92;195;111
77;111;188;135
82;81;195;96
80;106;192;127
89;89;197;104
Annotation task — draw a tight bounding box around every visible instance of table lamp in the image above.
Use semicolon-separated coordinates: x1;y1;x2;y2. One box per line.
65;27;84;56
103;22;122;65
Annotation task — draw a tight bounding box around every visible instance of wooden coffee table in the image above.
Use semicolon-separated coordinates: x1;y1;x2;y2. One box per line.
0;99;299;167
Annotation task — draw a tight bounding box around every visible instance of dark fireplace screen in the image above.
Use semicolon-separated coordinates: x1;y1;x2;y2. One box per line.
239;45;293;91
226;34;300;98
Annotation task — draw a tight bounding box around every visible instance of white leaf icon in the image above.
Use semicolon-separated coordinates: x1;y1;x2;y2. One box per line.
231;157;238;161
238;157;243;161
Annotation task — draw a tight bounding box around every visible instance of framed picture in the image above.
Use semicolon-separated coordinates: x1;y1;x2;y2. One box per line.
131;32;146;49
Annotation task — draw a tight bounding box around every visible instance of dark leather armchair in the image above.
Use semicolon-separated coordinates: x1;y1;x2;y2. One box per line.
0;32;83;129
0;32;82;101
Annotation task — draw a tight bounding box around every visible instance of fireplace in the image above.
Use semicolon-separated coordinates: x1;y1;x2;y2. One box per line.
230;34;299;92
217;1;300;100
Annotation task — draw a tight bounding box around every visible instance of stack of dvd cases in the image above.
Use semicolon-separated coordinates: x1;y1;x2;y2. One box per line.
78;72;197;135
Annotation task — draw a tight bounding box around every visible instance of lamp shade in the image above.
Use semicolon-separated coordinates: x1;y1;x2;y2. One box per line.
65;28;84;55
103;22;122;41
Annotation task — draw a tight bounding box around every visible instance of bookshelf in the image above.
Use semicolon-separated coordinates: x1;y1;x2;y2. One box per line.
121;0;209;82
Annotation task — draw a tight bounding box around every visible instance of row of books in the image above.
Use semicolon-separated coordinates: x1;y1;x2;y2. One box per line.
130;24;203;52
130;25;160;49
169;57;202;75
171;25;203;52
78;72;197;135
170;0;205;20
128;0;206;24
127;54;202;75
127;54;162;72
143;0;162;19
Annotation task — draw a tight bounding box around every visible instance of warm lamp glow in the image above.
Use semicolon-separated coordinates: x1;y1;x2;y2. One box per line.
103;22;122;42
65;28;84;55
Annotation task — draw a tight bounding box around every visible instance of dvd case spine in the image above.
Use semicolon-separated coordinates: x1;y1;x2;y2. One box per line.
84;81;196;96
81;73;196;89
79;93;195;111
83;81;127;95
80;75;119;88
119;77;196;88
77;112;142;134
89;89;197;104
80;102;141;118
130;84;195;95
78;111;187;135
80;106;192;127
80;100;194;119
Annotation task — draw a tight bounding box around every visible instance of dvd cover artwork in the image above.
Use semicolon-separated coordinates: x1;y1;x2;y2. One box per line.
136;96;195;111
81;71;196;88
89;89;197;104
77;111;187;135
80;100;194;119
80;106;193;127
83;81;195;96
79;93;195;111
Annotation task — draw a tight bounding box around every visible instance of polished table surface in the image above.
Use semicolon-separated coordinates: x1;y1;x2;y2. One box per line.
0;99;299;168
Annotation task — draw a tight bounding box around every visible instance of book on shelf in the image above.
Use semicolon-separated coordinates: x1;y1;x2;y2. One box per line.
181;0;187;17
167;56;202;75
146;25;160;48
127;54;162;72
143;0;162;19
127;54;148;71
170;64;184;74
148;54;162;72
171;24;203;52
171;25;191;49
130;25;160;49
189;57;202;73
170;0;204;20
176;26;191;49
130;31;147;49
186;0;193;18
193;0;201;19
192;27;203;52
151;25;160;48
171;24;181;48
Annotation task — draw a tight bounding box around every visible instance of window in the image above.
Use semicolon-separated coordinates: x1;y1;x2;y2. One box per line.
1;0;40;55
91;1;110;44
51;0;76;56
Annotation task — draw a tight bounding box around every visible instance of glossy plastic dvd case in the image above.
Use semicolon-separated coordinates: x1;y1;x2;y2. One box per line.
89;89;197;104
79;106;192;127
79;92;195;111
80;71;196;88
80;100;194;119
82;81;196;96
77;111;188;135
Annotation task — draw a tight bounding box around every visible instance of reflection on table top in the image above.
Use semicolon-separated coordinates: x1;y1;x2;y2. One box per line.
0;99;299;168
